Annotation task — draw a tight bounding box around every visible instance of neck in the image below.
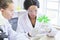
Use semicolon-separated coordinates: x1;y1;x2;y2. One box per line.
28;14;36;28
2;12;8;20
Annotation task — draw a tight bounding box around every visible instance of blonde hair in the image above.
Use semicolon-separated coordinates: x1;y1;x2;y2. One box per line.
0;0;13;9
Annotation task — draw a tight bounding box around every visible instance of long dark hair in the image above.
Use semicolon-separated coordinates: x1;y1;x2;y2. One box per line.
24;0;40;10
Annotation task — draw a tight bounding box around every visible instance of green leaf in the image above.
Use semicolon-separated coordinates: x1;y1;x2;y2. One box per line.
37;17;43;22
37;15;50;23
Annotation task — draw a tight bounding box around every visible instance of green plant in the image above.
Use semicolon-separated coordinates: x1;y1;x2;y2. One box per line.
37;15;50;23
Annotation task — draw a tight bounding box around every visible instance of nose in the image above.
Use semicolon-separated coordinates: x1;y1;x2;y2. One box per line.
10;12;14;17
32;11;37;15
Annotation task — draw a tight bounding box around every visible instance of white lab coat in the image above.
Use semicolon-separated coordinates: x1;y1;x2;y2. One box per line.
55;31;60;40
16;11;58;40
0;11;29;40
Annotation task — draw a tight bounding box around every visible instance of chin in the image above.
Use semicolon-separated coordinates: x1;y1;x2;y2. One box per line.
32;17;36;19
8;18;12;20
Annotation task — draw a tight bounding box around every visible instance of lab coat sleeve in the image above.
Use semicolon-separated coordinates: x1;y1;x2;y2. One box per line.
16;17;28;36
47;26;58;37
30;23;58;37
8;25;18;40
16;16;25;33
8;25;29;40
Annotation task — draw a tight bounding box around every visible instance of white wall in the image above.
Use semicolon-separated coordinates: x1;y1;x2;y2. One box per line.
13;0;25;12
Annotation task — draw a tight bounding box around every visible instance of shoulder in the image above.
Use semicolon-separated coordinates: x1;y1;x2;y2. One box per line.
18;10;28;21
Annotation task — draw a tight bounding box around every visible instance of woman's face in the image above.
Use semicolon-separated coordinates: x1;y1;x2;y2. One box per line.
28;5;38;19
1;3;14;20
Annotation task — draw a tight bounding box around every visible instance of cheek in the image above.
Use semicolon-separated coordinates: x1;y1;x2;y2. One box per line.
9;13;13;17
7;12;13;18
29;14;36;18
30;13;37;16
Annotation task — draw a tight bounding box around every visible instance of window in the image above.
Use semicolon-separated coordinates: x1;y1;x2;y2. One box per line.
39;0;60;26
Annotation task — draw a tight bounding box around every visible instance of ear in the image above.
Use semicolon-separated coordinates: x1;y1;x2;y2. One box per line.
0;9;4;12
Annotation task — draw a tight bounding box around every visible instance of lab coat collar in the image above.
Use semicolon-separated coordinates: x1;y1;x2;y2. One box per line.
0;11;8;25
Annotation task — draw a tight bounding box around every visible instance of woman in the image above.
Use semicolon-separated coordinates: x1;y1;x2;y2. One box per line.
0;0;29;40
16;0;57;40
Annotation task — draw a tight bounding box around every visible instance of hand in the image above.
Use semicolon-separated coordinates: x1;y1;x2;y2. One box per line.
47;34;54;38
41;24;51;33
47;31;55;38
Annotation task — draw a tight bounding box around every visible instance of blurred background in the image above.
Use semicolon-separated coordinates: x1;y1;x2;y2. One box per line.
9;0;60;31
